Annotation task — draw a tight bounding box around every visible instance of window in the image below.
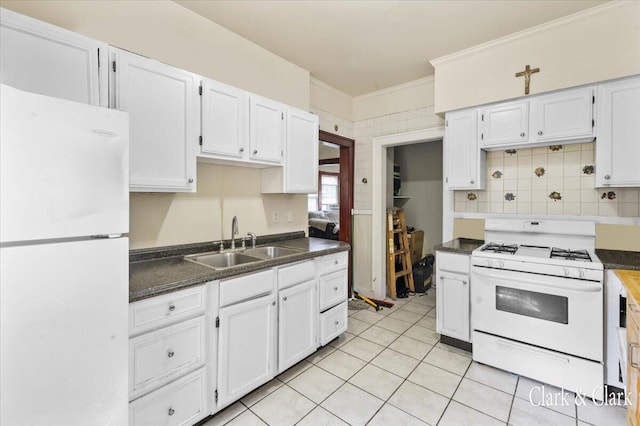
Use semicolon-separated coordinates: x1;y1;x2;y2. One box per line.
319;172;339;211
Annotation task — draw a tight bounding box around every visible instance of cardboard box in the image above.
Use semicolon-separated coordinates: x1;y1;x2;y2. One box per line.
408;230;424;265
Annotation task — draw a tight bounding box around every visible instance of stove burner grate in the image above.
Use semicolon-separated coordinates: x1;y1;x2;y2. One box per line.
482;243;518;254
550;247;591;262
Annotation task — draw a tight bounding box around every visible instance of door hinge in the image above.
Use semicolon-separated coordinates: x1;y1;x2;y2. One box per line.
215;317;219;328
445;120;448;127
97;48;100;67
481;133;484;140
592;119;595;128
281;112;284;120
481;114;484;121
215;389;218;403
445;177;448;183
593;95;595;105
199;136;203;146
281;150;283;157
112;61;116;72
199;85;202;96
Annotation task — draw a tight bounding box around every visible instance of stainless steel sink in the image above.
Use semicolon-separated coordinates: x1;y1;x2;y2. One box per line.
184;252;262;270
243;246;303;259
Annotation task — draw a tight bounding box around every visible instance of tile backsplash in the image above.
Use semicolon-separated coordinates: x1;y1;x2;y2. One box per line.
454;143;640;217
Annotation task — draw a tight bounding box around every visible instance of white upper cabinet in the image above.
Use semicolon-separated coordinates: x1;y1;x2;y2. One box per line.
250;95;284;164
200;79;249;161
444;108;485;190
261;107;319;194
596;76;640;187
480;101;529;147
531;87;594;142
110;48;198;192
0;8;107;106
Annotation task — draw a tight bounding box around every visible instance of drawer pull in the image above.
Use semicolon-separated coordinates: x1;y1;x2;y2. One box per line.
168;408;175;416
334;260;339;265
283;296;288;301
168;304;176;312
167;350;175;358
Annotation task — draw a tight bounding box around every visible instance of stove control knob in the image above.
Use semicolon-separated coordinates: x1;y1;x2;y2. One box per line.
578;269;585;278
498;261;505;268
563;267;570;277
486;259;493;267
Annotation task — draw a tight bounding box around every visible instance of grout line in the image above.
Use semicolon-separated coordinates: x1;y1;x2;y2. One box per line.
506;376;519;425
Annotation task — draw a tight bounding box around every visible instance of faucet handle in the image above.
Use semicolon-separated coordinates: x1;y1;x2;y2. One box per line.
247;232;257;248
218;240;224;253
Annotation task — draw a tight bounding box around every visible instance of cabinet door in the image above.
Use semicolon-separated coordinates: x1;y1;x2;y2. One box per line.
436;271;470;342
481;101;529;146
444;109;484;190
200;79;249;160
278;280;317;373
250;95;283;164
285;108;319;193
111;48;198;192
0;9;107;106
217;294;276;408
596;77;640;187
532;87;594;142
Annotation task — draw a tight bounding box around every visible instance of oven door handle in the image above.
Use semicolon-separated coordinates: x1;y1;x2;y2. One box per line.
497;340;570;364
472;270;601;293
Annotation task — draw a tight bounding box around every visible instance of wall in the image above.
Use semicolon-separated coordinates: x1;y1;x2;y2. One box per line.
394;142;444;255
431;1;640;113
1;1;311;249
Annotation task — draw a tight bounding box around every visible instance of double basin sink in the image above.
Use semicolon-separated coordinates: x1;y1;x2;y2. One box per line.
184;245;304;270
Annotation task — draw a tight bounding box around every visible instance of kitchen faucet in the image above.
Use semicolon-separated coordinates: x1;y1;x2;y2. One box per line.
231;216;239;250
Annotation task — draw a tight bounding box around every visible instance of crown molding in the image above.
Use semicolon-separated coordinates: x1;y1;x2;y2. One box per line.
310;77;353;102
353;75;435;102
430;1;630;67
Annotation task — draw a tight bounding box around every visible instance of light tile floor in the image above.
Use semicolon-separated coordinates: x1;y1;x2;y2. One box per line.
201;293;626;426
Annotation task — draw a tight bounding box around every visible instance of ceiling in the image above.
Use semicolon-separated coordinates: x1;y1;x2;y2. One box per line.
176;0;609;97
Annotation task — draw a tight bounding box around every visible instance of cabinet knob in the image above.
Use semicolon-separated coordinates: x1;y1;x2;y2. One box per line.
538;131;543;136
462;280;467;285
188;178;194;184
167;350;175;358
334;321;339;325
520;133;525;137
333;286;338;291
168;408;175;416
283;296;288;301
470;180;474;184
168;304;176;312
272;301;276;306
253;150;258;155
239;147;244;153
604;174;611;180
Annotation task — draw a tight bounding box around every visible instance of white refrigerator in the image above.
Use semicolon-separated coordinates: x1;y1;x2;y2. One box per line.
0;84;129;425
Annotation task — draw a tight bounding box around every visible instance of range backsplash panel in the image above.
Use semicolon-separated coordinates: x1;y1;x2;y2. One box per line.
454;143;640;217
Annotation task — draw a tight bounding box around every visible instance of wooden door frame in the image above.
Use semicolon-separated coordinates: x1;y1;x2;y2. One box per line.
319;130;354;294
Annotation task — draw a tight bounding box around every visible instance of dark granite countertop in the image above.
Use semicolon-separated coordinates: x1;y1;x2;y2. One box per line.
434;238;484;255
130;233;350;303
595;249;640;271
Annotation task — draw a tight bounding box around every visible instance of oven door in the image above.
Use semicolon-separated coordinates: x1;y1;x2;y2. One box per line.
471;266;603;362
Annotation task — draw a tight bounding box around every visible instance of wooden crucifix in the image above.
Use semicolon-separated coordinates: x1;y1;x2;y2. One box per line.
515;65;540;95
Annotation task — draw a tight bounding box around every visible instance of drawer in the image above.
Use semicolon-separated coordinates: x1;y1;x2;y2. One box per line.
129;316;206;400
318;252;348;275
278;260;316;290
436;251;470;274
130;285;206;336
319;301;348;346
129;367;208;426
219;268;274;308
319;269;348;312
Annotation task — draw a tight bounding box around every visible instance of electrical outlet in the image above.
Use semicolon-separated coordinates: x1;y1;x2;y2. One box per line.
287;210;294;223
272;210;279;223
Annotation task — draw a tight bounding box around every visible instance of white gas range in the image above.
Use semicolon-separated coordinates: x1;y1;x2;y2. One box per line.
471;219;605;401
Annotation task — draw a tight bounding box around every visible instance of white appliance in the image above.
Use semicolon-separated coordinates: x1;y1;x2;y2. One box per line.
0;84;129;425
471;219;605;401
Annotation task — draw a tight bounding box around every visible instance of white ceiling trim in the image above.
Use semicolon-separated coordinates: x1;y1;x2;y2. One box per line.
430;0;623;66
353;75;435;102
310;77;352;102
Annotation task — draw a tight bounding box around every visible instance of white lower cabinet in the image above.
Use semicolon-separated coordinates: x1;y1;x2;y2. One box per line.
216;292;277;408
278;279;317;372
320;301;348;346
129;368;208;426
436;251;471;343
317;252;349;345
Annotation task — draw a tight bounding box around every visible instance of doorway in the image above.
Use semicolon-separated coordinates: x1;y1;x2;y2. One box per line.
315;130;354;292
